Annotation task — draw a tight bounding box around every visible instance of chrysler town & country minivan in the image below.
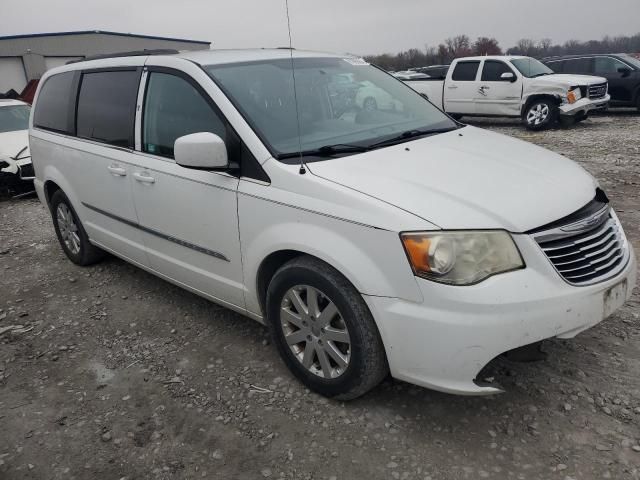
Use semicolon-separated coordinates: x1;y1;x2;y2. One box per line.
29;49;636;399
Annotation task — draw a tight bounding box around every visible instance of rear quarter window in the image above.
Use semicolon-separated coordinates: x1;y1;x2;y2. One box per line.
451;61;480;81
33;72;76;134
76;70;140;148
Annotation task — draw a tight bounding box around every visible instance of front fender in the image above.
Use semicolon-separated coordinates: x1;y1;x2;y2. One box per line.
239;195;424;316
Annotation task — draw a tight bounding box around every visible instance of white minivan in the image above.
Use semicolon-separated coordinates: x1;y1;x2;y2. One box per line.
30;49;636;399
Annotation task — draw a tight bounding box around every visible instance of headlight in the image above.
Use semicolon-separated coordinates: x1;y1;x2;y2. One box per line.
567;87;582;104
400;231;525;285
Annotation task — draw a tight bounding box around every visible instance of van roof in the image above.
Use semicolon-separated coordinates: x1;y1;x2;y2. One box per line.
61;48;349;70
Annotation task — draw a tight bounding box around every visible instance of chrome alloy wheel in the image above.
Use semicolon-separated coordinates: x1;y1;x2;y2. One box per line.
280;285;351;379
526;103;550;126
56;203;81;255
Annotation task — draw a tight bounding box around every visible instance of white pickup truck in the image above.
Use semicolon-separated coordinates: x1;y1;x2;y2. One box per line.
405;56;610;130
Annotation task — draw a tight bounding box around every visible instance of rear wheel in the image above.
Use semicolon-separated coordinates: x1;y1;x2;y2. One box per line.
523;99;557;130
266;256;388;400
50;190;105;266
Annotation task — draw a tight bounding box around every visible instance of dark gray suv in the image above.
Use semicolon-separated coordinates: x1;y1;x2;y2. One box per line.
543;54;640;110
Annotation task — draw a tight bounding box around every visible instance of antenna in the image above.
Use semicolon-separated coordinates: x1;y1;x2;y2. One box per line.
284;0;306;174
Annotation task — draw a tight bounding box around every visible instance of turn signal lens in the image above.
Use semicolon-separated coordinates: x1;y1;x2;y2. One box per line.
567;88;582;104
400;231;525;285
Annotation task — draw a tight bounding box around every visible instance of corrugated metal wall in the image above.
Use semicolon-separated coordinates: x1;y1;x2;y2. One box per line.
0;32;210;93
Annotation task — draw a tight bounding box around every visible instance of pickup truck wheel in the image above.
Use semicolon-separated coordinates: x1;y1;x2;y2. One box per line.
266;256;388;400
50;190;105;266
523;100;557;130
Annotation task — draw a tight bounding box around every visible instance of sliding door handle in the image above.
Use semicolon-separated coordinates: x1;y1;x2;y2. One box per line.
107;164;127;176
133;171;156;184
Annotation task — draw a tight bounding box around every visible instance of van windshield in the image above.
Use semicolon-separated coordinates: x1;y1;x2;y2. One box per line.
205;57;457;162
0;105;31;133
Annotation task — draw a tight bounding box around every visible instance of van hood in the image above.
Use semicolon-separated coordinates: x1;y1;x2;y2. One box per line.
307;126;597;232
533;73;606;87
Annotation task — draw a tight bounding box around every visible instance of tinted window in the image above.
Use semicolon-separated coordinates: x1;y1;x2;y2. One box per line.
562;58;592;74
33;72;75;133
451;61;480;81
76;70;139;148
143;72;226;158
481;61;514;81
546;60;563;73
594;56;630;74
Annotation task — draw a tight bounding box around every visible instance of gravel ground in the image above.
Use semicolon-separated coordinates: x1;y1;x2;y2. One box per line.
1;112;639;480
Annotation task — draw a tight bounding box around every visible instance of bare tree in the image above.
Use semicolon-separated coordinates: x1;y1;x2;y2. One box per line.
473;37;502;56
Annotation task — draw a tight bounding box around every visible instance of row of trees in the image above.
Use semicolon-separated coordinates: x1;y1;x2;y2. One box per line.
364;33;640;71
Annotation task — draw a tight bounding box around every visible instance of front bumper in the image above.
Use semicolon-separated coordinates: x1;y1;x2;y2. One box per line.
559;94;610;116
365;233;636;395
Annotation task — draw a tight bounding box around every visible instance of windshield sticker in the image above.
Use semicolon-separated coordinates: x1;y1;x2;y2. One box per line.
343;57;369;66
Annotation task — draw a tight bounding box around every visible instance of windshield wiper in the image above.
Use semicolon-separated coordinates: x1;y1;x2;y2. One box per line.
277;143;370;160
531;72;552;77
367;127;459;149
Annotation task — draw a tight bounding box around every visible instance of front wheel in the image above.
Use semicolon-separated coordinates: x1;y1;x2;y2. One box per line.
266;256;388;400
523;100;557;130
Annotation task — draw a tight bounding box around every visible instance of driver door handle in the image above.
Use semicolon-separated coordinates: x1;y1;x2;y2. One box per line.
133;171;156;184
448;85;458;89
107;164;127;176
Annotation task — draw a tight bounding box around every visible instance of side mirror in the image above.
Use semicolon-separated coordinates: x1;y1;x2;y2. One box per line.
617;67;632;77
500;72;516;82
174;132;229;170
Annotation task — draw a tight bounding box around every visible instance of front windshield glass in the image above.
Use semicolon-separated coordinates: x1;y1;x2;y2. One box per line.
205;57;456;161
0;105;31;133
621;55;640;69
510;57;554;78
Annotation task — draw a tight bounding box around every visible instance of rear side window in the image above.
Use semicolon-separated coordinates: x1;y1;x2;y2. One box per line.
142;72;226;158
562;58;593;74
33;72;76;134
76;70;140;148
451;61;480;81
481;61;515;81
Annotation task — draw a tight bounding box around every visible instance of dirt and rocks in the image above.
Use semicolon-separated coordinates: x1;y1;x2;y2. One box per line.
1;112;639;480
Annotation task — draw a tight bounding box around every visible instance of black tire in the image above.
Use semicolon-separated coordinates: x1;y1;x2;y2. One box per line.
559;115;576;128
363;97;377;111
522;99;558;131
574;112;588;124
50;190;105;266
266;256;388;400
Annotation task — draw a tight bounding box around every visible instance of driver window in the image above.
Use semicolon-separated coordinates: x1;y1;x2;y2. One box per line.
481;61;515;81
143;72;226;159
594;57;629;74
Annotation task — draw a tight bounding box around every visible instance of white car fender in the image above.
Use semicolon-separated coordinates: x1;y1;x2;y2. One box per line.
237;192;426;318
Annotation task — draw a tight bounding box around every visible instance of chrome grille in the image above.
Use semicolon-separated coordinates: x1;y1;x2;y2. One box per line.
533;210;628;286
588;82;607;99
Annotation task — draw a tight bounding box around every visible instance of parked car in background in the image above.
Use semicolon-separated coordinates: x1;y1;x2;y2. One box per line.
405;56;610;130
30;49;635;400
391;71;430;81
412;65;450;79
355;79;403;111
543;54;640;110
0;99;34;195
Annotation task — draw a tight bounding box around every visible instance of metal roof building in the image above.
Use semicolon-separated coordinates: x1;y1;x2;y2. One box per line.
0;30;211;94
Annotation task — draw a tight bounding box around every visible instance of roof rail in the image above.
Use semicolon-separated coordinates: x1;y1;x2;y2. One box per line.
66;49;179;64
